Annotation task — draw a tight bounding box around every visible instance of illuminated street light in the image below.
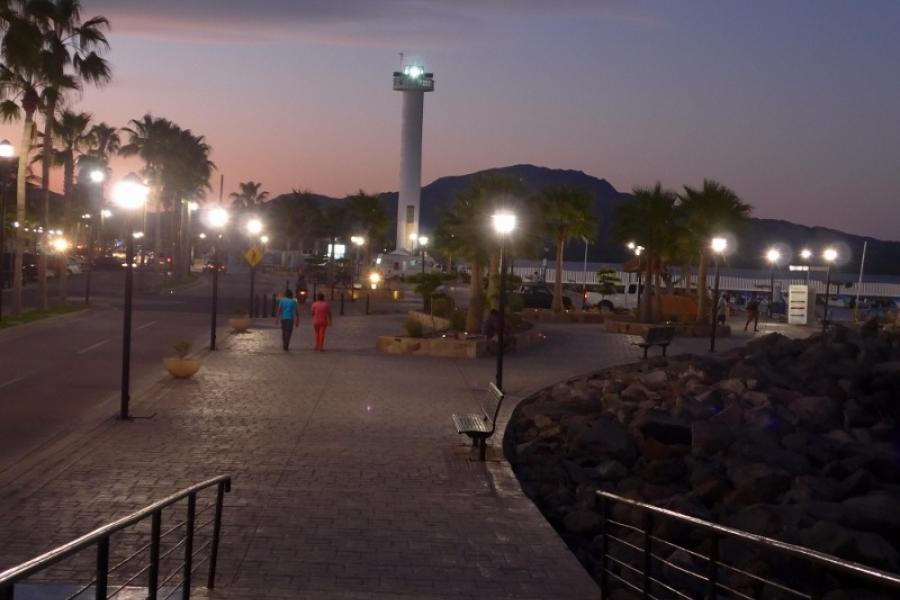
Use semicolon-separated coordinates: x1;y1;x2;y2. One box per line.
369;271;381;289
491;210;517;395
709;237;728;352
765;247;782;318
101;209;112;219
187;201;199;212
800;248;812;260
205;207;230;230
350;236;365;296
205;207;230;351
0;139;14;158
822;247;839;334
260;235;269;245
198;233;207;239
133;231;145;239
766;248;782;265
417;235;429;275
0;139;14;321
50;237;70;253
823;247;838;263
111;173;149;420
89;169;105;184
246;218;263;236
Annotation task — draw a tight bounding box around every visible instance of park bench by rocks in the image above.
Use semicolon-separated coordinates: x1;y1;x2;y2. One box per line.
452;383;505;461
635;326;675;358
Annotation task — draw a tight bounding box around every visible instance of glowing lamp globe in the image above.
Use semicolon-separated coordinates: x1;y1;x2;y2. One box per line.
766;248;781;265
112;173;149;211
51;237;70;253
710;237;728;254
246;218;263;236
418;235;429;247
89;169;106;184
351;236;365;246
823;248;838;263
0;139;15;158
800;249;812;260
206;207;230;229
404;65;424;79
492;211;517;235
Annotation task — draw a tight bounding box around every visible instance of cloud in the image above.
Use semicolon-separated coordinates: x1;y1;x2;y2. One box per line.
88;0;654;45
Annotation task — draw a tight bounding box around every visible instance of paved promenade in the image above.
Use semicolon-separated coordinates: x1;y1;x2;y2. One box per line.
0;314;793;598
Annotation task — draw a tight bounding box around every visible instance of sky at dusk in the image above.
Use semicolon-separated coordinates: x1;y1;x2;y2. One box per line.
2;1;899;240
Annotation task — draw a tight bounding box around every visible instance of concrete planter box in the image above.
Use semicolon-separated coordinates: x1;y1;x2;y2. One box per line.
605;320;731;338
407;310;452;332
376;328;545;359
523;309;606;324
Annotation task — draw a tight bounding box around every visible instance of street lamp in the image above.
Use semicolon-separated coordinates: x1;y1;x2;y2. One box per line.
418;235;429;274
366;271;381;315
205;207;230;350
84;169;106;306
822;247;838;333
492;210;516;391
709;237;728;352
0;139;15;321
245;217;263;316
112;173;149;419
800;248;812;285
766;247;782;318
350;235;365;299
627;242;645;316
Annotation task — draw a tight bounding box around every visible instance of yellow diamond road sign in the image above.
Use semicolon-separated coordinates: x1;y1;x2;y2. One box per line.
244;246;264;267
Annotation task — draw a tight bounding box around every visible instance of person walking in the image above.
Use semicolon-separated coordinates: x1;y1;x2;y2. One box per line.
311;292;333;351
744;294;760;332
275;289;299;351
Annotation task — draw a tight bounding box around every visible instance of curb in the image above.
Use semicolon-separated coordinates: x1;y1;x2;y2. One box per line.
0;306;92;340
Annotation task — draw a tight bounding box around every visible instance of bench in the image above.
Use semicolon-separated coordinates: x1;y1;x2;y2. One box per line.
452;383;505;461
635;326;675;358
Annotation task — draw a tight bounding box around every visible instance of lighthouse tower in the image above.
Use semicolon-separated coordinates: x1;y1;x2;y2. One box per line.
393;63;434;252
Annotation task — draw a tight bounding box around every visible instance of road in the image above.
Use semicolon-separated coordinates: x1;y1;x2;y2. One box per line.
0;267;293;473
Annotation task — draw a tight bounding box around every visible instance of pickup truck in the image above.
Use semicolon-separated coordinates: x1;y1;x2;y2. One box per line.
582;283;642;311
515;285;574;310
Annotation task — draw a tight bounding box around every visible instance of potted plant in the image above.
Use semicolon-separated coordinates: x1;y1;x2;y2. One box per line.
228;305;252;333
163;341;202;379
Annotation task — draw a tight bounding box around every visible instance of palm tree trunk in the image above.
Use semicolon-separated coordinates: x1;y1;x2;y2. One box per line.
696;251;709;323
59;157;75;304
654;259;663;322
639;255;652;323
39;106;55;310
465;260;484;333
551;237;564;312
682;262;692;295
153;193;162;275
12;117;35;315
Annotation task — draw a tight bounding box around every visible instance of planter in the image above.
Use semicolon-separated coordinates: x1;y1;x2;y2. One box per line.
163;357;202;379
228;316;252;332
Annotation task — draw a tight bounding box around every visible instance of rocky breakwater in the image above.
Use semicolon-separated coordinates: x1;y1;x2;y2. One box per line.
506;323;900;596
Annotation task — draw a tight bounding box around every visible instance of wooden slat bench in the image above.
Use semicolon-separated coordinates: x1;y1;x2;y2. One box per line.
635;326;675;359
452;383;505;461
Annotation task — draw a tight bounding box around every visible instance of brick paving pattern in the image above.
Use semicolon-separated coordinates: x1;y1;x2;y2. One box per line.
0;314;797;598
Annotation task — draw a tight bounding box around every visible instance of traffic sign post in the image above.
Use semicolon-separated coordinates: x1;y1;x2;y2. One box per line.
244;246;264;316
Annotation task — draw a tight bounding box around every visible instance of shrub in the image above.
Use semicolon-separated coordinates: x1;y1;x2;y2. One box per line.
174;341;192;359
450;308;467;332
507;293;525;314
431;295;455;318
406;272;444;308
404;317;424;338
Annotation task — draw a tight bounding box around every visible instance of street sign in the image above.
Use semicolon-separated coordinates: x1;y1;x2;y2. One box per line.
243;245;264;267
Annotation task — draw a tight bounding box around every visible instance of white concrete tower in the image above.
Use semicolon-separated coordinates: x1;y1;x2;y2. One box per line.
393;64;434;252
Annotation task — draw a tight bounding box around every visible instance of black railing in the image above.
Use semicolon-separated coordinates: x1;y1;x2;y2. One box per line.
0;475;231;600
596;489;900;599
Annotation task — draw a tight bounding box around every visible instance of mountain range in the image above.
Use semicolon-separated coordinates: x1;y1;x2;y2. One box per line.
272;164;900;276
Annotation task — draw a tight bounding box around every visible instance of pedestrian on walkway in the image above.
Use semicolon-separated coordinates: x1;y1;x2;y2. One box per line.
744;294;760;332
276;289;300;351
311;292;333;351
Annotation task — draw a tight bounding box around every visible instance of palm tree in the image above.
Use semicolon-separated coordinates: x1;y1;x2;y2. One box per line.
346;190;388;269
269;188;321;253
0;8;52;314
34;0;110;308
435;174;524;331
538;185;597;311
613;183;680;322
50;108;92;301
230;181;268;211
680;180;752;322
78;120;119;174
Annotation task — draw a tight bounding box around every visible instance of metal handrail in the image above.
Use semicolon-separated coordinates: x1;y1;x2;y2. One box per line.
0;475;231;599
596;489;900;598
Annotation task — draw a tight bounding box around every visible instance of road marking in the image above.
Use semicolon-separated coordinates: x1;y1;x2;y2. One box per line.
0;377;23;390
76;340;109;355
137;320;158;331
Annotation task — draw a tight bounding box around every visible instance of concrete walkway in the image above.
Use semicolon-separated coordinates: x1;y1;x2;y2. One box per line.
0;314;798;599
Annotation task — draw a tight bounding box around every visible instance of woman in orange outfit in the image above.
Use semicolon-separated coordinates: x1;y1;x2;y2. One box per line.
310;293;333;351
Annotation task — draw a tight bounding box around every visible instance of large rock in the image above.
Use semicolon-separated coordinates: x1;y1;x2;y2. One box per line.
634;411;692;446
786;395;841;431
840;491;900;534
726;463;791;505
800;521;900;572
567;415;638;464
691;422;734;456
563;508;602;534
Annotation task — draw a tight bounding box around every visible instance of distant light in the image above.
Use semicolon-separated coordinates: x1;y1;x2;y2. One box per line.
418;235;429;247
369;272;382;289
404;65;424;79
800;248;812;260
634;245;645;256
492;211;517;235
0;139;14;158
710;237;727;254
187;201;200;212
112;173;149;211
51;237;70;253
823;247;838;263
409;232;418;242
246;218;263;235
199;233;207;239
351;235;365;246
260;235;269;244
766;248;781;265
133;231;145;239
626;241;636;250
101;209;112;219
206;207;230;229
82;213;92;219
89;169;105;184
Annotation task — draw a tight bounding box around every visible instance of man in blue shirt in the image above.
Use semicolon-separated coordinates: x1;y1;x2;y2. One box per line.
275;289;300;350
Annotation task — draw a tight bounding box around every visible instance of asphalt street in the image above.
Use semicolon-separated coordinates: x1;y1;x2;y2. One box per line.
0;267;291;473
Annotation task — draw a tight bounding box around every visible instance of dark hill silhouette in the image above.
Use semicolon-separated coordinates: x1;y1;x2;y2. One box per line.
266;165;900;275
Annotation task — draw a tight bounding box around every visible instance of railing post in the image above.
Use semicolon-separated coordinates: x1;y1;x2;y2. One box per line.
207;481;226;589
599;496;609;598
642;511;653;599
95;536;109;600
182;493;196;600
705;533;718;600
148;510;161;599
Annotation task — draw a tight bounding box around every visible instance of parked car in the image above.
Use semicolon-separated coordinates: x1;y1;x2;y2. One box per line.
203;261;227;273
515;284;573;310
92;255;124;270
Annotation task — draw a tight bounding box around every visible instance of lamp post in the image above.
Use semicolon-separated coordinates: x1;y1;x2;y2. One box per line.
800;248;812;286
246;217;263;316
84;169;106;306
367;271;381;315
709;237;727;352
492;211;516;391
766;248;781;318
581;237;589;309
627;242;645;315
206;207;230;350
112;173;149;419
418;235;428;274
822;247;838;333
350;235;364;301
186;201;199;277
0;139;15;321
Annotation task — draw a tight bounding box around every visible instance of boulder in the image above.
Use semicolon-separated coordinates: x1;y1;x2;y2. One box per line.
563;508;602;534
634;412;692;446
691;422;734;456
640;369;669;387
639;458;686;485
800;521;899;572
621;381;659;401
717;378;746;395
595;459;628;481
840;491;900;534
726;463;791;505
567;415;638;464
533;414;554;429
